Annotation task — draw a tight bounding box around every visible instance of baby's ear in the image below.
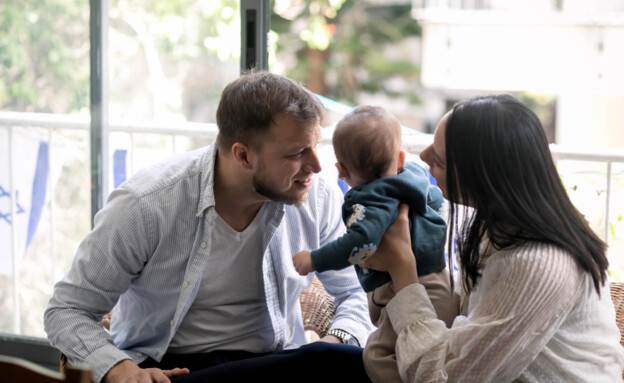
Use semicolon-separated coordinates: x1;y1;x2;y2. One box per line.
397;150;406;171
335;161;350;179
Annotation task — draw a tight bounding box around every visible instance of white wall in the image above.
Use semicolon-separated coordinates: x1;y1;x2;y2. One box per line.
414;7;624;148
557;93;624;148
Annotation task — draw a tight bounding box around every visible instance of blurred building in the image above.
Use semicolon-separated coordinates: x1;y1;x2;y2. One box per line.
413;0;624;148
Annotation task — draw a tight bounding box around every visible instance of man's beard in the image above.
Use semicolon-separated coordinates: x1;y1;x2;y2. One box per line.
252;165;307;206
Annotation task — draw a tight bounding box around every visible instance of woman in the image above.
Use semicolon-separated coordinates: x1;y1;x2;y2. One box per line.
362;95;624;382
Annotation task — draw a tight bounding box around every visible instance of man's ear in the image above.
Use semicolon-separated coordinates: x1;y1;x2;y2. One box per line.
231;142;254;170
397;150;406;171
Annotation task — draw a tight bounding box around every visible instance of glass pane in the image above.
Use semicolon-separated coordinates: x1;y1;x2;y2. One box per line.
107;0;241;190
0;1;90;336
558;159;624;280
610;163;624;281
269;1;624;281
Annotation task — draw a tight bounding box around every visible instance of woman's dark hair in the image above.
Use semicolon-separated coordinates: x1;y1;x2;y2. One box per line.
216;71;324;151
444;94;608;294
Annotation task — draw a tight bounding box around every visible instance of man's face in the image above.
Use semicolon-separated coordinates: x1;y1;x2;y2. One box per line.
251;114;322;205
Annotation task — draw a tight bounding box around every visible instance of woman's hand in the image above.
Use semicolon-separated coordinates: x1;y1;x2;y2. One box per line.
360;203;419;292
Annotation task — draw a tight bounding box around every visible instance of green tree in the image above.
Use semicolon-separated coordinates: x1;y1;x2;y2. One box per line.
0;0;241;116
272;0;421;104
0;0;89;113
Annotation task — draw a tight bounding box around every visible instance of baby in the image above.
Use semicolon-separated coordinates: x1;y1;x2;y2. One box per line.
292;105;457;383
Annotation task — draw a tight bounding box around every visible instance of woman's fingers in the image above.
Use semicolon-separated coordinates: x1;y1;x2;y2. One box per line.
360;203;414;272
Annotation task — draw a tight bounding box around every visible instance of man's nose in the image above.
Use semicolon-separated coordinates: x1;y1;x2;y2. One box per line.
305;149;322;174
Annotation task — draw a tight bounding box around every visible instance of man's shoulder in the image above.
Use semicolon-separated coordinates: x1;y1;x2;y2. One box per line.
308;174;343;201
121;146;211;198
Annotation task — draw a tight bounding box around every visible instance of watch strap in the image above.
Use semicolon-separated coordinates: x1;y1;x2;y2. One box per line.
327;328;359;347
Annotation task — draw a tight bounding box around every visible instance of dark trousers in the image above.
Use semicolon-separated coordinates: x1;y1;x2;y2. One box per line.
139;342;372;383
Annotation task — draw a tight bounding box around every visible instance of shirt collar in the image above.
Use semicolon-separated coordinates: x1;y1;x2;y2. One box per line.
196;140;218;217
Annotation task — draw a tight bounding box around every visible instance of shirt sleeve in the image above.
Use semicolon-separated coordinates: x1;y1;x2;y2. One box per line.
386;243;584;382
313;178;375;345
44;187;152;383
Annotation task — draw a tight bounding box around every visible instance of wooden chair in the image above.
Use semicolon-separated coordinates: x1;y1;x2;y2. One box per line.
610;282;624;379
0;354;90;383
60;276;337;374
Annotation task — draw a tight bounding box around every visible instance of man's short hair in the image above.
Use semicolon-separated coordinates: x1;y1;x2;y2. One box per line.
216;71;324;151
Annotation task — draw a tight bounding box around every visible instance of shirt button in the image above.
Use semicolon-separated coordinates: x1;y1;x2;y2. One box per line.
136;352;143;357
200;242;207;249
208;210;215;216
153;350;159;356
170;320;175;327
183;281;189;288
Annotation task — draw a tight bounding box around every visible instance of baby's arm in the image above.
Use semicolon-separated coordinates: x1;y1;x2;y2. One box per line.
293;250;315;276
312;202;395;273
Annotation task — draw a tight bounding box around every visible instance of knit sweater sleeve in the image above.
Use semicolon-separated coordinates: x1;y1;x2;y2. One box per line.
311;196;397;272
386;242;586;382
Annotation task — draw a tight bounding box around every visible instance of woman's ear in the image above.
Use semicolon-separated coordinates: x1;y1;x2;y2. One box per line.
397;150;406;171
232;142;254;170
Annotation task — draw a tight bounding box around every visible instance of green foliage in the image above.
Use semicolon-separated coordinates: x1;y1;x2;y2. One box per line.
0;0;245;115
0;0;89;113
272;1;421;104
1;0;422;114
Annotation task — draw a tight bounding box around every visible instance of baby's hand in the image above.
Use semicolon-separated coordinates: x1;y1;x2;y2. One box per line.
293;250;315;276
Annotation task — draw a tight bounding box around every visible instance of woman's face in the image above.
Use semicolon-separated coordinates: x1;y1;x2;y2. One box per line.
420;113;449;199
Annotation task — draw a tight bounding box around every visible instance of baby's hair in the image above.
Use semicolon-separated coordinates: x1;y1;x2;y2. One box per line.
332;106;402;183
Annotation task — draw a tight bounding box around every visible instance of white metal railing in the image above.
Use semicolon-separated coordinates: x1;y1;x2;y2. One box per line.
1;111;624;335
3;111;623;244
404;135;624;247
0;112;218;334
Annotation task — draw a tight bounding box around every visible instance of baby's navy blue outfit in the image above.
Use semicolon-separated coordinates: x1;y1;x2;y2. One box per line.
311;161;447;292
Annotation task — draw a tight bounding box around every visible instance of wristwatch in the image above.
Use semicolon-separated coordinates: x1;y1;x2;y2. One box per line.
327;328;360;347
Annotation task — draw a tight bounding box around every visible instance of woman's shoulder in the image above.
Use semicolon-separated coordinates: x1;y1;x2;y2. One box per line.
487;241;583;283
495;240;574;261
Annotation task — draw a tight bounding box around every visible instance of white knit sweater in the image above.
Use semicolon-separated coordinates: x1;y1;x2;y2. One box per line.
386;241;624;382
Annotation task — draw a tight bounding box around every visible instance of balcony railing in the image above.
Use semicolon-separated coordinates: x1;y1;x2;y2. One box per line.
4;110;622;245
1;111;623;335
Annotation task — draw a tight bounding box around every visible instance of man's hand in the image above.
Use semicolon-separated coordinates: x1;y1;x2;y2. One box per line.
292;250;315;276
104;359;190;383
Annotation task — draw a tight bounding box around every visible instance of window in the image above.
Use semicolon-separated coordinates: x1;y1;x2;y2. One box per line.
0;0;244;337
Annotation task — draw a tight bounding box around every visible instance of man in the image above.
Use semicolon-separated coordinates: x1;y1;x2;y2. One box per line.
44;72;374;383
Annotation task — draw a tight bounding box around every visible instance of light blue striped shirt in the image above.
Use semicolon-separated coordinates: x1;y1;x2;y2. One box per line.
44;142;374;383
